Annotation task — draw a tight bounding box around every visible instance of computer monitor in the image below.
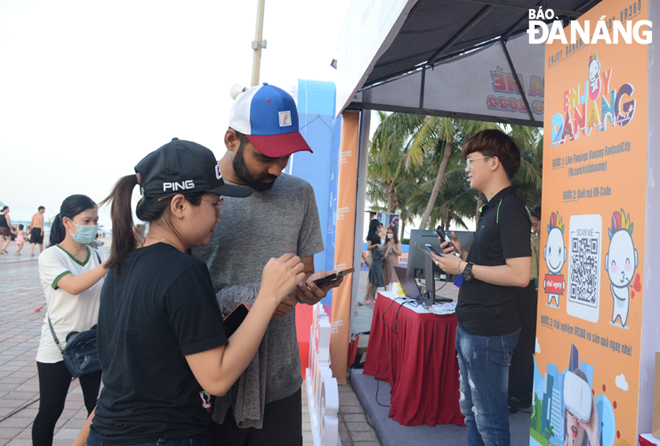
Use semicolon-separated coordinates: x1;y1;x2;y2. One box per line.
406;229;476;303
407;229;476;278
407;230;443;279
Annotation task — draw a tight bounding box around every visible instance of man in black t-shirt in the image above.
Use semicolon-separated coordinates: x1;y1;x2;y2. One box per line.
432;129;531;446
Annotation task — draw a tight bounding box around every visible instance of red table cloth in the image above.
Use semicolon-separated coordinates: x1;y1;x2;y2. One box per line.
363;292;465;426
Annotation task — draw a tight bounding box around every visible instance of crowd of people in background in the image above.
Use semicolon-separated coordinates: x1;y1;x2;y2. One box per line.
0;205;47;256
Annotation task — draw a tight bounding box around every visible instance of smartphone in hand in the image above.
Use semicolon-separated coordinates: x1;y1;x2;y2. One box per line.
424;243;443;257
313;268;355;286
223;303;250;337
436;226;460;257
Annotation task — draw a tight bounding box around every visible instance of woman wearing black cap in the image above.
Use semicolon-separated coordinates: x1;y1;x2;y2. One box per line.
77;139;305;446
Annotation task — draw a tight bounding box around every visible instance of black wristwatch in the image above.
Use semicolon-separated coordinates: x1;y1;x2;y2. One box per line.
461;262;475;281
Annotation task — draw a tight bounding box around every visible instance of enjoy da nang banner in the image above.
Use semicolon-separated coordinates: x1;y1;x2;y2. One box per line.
531;1;649;446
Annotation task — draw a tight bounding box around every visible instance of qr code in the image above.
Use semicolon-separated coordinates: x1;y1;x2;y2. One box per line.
568;234;599;306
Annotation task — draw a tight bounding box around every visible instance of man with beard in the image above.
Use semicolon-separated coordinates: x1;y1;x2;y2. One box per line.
193;83;342;446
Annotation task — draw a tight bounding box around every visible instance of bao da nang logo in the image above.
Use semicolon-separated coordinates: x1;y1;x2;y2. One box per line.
527;7;652;45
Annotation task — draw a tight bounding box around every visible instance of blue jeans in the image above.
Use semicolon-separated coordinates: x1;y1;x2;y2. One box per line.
456;326;520;446
86;432;207;446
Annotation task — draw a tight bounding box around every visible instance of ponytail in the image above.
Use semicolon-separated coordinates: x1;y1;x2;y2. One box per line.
100;175;139;275
49;195;97;248
49;214;66;247
101;174;205;276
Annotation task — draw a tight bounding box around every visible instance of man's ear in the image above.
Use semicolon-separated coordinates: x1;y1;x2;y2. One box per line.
225;129;240;153
489;155;500;172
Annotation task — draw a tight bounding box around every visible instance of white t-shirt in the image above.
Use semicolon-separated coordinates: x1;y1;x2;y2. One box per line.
36;245;108;363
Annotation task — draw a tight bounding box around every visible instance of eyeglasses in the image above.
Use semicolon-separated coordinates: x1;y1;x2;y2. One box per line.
466;155;490;167
203;197;224;214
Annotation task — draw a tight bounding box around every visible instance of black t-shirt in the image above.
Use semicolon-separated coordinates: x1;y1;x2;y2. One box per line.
456;186;531;336
91;243;228;443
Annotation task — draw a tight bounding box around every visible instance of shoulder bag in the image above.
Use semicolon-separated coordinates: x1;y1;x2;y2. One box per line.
46;249;103;377
48;317;100;377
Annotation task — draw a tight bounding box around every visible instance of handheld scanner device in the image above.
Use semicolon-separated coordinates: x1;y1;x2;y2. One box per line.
436;226;460;257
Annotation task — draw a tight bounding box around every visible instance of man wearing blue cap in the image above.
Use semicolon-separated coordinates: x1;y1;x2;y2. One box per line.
193;83;342;446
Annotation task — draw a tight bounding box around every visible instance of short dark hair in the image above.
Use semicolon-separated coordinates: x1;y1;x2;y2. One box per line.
462;129;521;180
531;206;541;220
38;206;45;211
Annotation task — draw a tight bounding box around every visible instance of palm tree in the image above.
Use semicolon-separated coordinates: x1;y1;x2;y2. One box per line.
416;119;501;229
367;111;419;213
367;113;544;232
367;112;426;237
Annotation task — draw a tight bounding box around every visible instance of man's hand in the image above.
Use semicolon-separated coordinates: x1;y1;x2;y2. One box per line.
272;295;298;318
440;231;464;258
431;251;462;275
290;270;345;306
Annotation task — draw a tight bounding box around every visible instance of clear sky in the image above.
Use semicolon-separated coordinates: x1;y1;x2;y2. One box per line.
0;0;351;226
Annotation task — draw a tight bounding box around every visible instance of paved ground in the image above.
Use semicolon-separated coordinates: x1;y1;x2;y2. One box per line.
0;239;380;446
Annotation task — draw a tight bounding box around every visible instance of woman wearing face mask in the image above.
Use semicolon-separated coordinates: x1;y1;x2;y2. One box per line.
382;227;402;288
32;194;109;446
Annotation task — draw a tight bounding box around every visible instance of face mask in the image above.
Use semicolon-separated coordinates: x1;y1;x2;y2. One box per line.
387;234;393;239
70;224;98;245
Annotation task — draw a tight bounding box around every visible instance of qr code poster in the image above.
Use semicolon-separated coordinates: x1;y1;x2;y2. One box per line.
566;214;602;323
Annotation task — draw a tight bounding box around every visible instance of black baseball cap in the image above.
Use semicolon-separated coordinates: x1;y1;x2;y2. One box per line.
135;138;252;199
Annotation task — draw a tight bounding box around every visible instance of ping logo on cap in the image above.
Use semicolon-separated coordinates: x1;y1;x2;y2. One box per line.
215;165;223;180
163;180;195;191
278;111;292;127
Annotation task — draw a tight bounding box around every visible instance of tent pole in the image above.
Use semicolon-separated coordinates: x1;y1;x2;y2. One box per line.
419;66;426;109
350;109;371;334
500;39;535;123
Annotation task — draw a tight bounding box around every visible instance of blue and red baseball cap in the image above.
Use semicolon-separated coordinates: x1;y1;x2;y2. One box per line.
228;83;313;158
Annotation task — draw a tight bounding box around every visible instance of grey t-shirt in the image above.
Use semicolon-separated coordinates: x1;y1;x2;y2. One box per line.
192;172;323;403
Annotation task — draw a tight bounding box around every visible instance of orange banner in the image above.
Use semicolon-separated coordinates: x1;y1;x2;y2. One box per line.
531;1;648;445
329;111;360;384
